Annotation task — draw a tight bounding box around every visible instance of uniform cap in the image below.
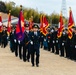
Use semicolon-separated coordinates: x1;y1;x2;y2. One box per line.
32;24;39;28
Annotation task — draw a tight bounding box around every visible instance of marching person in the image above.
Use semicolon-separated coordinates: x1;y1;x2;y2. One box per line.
30;24;40;67
40;32;44;48
51;27;55;53
1;26;8;48
9;26;16;52
54;26;59;54
14;26;18;57
25;24;31;62
59;30;66;57
47;30;52;51
72;27;76;60
18;26;29;61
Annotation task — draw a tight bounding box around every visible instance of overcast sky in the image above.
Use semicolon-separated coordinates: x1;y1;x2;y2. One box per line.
1;0;76;24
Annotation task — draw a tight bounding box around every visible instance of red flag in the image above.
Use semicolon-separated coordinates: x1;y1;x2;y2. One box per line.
16;8;25;41
57;12;64;38
7;11;11;35
40;15;43;32
0;13;3;32
40;15;49;36
68;7;74;39
29;16;33;30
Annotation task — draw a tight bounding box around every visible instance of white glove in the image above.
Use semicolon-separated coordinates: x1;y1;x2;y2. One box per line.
30;41;33;45
53;40;55;43
14;39;16;43
7;37;9;39
18;40;20;44
62;43;64;46
56;40;58;43
44;39;46;41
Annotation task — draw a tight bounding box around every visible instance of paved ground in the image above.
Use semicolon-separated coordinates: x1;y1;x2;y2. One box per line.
0;45;76;75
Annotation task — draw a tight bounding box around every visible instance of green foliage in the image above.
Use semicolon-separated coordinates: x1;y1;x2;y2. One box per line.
0;1;6;12
1;1;68;24
50;13;60;24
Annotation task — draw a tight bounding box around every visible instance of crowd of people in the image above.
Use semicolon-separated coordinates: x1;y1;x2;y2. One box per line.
0;24;41;67
0;24;76;67
42;26;76;61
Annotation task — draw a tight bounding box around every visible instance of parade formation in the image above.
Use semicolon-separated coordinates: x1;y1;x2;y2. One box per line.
0;5;76;68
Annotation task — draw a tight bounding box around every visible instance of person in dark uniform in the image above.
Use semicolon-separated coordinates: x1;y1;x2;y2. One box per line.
1;26;8;48
40;32;44;48
18;39;23;60
54;26;59;54
30;24;40;67
64;28;68;58
25;24;31;62
18;28;29;61
9;27;16;52
69;27;75;60
59;30;66;57
51;27;55;53
47;30;52;51
14;27;18;57
43;36;48;50
65;27;74;59
72;27;76;60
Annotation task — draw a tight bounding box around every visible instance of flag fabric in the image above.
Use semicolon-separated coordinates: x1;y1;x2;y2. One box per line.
68;7;74;39
29;16;33;30
7;11;11;35
40;15;43;32
57;12;64;38
40;15;49;36
16;9;25;41
0;13;3;32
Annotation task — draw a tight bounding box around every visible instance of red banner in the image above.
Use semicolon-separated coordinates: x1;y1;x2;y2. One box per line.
7;11;11;34
40;15;49;36
57;12;64;38
0;13;3;32
68;7;74;39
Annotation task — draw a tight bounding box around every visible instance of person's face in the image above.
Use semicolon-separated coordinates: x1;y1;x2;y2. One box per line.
3;27;6;30
33;28;38;32
55;28;58;31
72;28;75;32
65;30;68;34
12;29;14;32
25;27;29;30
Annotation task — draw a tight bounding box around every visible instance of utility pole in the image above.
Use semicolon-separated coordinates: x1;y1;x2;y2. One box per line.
61;0;67;18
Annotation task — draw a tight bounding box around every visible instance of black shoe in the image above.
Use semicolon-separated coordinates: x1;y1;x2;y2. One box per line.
36;64;39;67
20;57;22;59
23;59;26;62
15;54;18;57
32;64;34;67
27;59;30;62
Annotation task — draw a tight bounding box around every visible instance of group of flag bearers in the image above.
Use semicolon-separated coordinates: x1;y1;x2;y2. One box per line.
9;23;40;67
42;7;76;61
0;6;76;68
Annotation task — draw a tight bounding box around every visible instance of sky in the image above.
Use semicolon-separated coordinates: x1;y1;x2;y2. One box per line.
1;0;76;24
